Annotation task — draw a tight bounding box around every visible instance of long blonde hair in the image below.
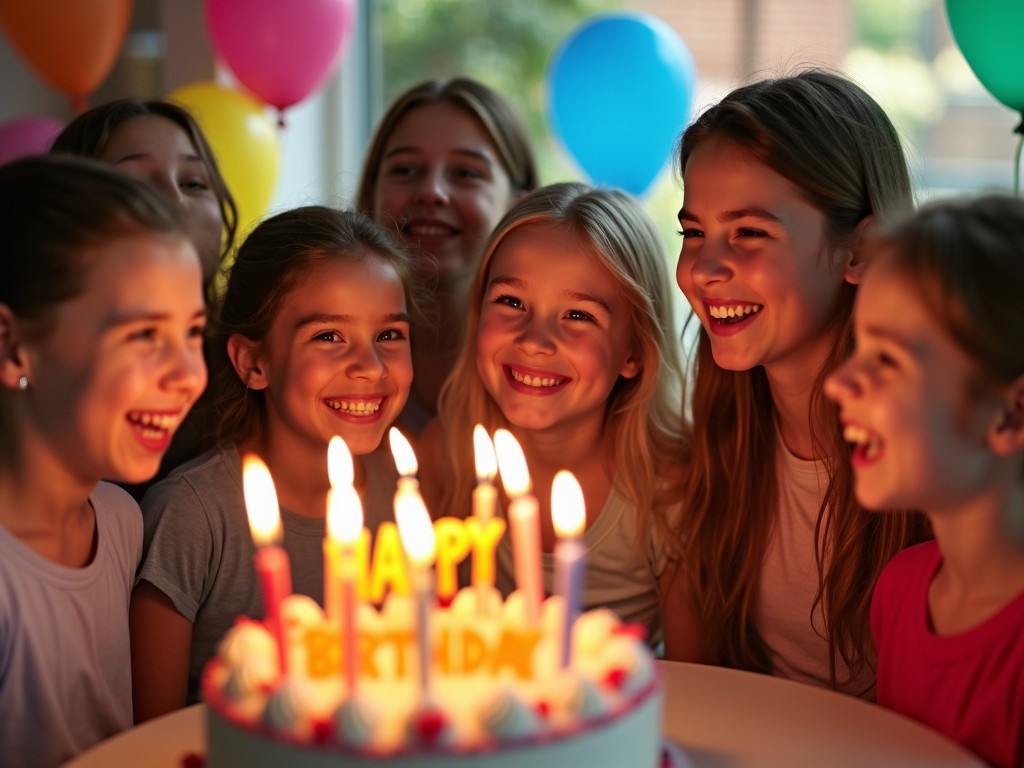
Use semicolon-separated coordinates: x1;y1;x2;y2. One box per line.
674;70;927;688
437;182;688;542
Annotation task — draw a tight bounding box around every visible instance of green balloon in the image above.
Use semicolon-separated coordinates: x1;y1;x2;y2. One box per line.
947;0;1024;111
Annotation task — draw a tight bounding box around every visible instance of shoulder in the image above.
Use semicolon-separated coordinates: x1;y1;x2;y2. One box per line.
880;540;940;580
143;446;239;507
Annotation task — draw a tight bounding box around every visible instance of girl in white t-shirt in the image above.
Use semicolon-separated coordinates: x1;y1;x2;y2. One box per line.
0;155;207;767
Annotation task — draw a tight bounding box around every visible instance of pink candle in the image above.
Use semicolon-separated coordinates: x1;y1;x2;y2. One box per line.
395;489;436;702
552;470;586;669
242;454;292;675
326;436;363;695
493;429;543;626
472;424;498;612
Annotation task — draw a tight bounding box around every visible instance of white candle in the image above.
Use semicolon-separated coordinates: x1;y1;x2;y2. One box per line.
493;429;543;626
242;454;292;675
472;424;498;612
326;436;363;695
395;489;436;702
552;470;586;669
389;427;419;497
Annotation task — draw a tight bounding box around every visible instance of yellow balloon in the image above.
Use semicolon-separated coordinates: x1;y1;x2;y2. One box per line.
167;81;280;237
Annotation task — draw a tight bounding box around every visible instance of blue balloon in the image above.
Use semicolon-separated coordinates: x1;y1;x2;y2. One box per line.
547;13;696;196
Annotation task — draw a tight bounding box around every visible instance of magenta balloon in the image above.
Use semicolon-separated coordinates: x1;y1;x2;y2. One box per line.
0;116;64;166
206;0;355;111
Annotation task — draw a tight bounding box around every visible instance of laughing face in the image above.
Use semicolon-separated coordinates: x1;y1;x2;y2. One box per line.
824;261;1001;512
676;137;857;381
244;255;413;458
23;232;207;484
372;102;517;284
476;223;639;439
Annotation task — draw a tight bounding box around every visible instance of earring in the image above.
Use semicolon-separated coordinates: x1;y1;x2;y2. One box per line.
17;375;28;391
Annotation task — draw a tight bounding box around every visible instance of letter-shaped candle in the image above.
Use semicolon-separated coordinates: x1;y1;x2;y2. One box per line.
552;470;586;668
326;436;363;695
472;424;498;612
395;489;436;702
242;454;292;675
493;429;543;626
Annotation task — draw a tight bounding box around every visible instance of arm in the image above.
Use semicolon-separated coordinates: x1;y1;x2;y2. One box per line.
658;562;710;663
129;579;193;723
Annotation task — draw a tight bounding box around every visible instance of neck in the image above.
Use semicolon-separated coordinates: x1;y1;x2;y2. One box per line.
243;428;331;519
764;365;818;460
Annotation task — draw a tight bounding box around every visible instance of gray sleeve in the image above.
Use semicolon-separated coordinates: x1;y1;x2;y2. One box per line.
137;475;219;622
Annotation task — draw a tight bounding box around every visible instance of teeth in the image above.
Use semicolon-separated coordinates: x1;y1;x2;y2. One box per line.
327;399;382;415
709;304;762;319
127;411;179;431
843;424;882;459
511;369;566;388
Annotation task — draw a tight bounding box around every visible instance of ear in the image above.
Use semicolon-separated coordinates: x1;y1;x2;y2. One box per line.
227;333;269;391
0;303;30;390
619;348;641;380
842;214;875;286
988;374;1024;456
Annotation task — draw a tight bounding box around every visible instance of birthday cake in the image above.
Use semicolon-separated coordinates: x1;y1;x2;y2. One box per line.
201;588;663;767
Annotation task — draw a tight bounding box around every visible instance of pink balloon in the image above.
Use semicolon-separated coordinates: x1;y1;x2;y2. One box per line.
205;0;355;112
0;116;64;166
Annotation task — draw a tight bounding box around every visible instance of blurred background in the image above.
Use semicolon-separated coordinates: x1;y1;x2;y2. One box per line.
2;0;1018;276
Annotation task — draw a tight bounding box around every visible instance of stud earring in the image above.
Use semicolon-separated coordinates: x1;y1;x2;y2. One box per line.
17;375;28;391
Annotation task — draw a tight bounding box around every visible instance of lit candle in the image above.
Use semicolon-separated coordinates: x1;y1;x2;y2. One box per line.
326;436;363;695
493;429;543;625
242;454;292;675
552;470;586;669
389;427;419;497
472;425;498;612
395;489;436;702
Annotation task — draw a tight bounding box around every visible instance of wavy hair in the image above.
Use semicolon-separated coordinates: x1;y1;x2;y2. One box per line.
674;70;926;689
436;182;689;543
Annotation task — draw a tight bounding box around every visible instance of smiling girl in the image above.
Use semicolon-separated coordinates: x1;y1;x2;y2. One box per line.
666;70;927;694
129;206;419;721
0;155;207;767
422;182;688;643
826;195;1024;767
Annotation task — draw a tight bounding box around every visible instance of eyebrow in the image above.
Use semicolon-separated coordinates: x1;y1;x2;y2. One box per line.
294;311;412;330
103;307;206;330
677;206;783;224
383;145;494;166
487;275;614;314
861;323;918;355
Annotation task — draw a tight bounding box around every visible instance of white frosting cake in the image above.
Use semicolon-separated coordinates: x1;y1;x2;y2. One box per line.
203;588;663;767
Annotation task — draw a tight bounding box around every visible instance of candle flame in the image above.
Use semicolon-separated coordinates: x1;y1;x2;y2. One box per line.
473;424;497;482
389;427;418;476
493;428;530;497
242;454;282;546
552;470;585;538
395;490;436;565
327;485;364;543
327;435;354;488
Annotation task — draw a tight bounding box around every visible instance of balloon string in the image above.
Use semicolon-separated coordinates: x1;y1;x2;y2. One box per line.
1015;115;1024;197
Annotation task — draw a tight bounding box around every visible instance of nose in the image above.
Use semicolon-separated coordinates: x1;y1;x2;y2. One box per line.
152;175;186;207
162;337;207;399
823;358;863;404
513;313;557;357
347;342;386;381
687;238;732;288
414;167;450;205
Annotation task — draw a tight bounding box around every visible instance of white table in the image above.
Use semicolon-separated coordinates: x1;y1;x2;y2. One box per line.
65;661;985;768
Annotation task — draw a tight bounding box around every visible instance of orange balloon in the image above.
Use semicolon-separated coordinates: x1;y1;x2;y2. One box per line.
0;0;132;109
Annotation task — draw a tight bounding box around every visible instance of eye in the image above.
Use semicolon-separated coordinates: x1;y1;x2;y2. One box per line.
377;327;409;342
452;165;485;182
313;330;343;343
385;162;418;179
736;227;767;238
494;294;524;310
189;321;207;340
565;308;596;323
877;350;899;369
129;326;158;343
678;227;702;239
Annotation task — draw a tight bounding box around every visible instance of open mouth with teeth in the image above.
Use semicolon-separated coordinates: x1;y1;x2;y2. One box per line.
708;303;763;325
843;423;884;464
507;366;568;390
326;398;384;418
127;410;180;450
